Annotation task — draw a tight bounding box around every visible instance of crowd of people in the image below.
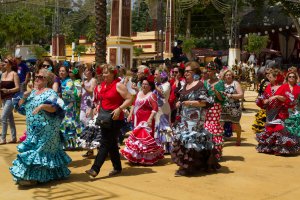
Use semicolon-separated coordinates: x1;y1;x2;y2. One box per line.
0;55;300;187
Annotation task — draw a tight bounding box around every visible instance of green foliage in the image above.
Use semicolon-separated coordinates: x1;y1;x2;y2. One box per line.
30;46;47;59
73;45;86;56
132;0;152;32
178;37;196;53
61;23;76;44
133;47;144;57
244;33;269;55
0;48;10;59
0;8;47;46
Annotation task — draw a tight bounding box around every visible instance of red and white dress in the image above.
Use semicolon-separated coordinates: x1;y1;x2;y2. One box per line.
121;91;164;165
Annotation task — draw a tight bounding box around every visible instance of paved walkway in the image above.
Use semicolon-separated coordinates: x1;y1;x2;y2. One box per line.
1;91;300;200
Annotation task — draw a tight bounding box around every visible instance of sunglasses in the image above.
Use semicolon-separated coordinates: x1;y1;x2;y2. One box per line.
173;71;179;74
184;70;193;73
43;64;50;68
35;75;45;79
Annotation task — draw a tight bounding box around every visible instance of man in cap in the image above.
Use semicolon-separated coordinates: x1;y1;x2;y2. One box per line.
172;40;188;63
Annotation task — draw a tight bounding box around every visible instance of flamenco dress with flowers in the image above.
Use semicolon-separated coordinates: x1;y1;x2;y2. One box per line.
204;80;225;159
10;89;71;183
121;91;165;165
252;79;269;133
60;77;83;149
171;81;220;172
285;100;300;138
256;83;300;154
153;81;173;153
77;85;102;150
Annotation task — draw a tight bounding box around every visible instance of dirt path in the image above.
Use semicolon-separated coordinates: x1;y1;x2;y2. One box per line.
1;91;300;200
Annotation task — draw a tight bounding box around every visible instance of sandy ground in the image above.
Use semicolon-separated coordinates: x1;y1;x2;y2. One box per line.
1;91;300;200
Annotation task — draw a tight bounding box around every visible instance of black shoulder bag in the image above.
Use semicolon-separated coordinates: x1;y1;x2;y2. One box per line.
95;108;113;129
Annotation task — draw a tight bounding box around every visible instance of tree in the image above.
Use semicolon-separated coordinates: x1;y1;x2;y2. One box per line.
30;46;47;60
244;33;269;55
73;45;87;61
0;8;47;51
132;0;152;32
95;0;107;64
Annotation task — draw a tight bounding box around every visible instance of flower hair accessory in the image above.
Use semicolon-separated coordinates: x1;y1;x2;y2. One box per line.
147;75;155;84
96;67;102;75
72;68;79;75
160;71;168;79
207;62;217;70
113;69;118;75
63;61;70;68
180;62;185;69
275;73;284;84
144;68;150;75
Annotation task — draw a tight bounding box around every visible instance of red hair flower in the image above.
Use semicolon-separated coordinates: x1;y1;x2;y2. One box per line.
113;69;118;75
96;67;102;75
144;68;150;75
147;75;155;83
275;73;284;85
180;62;185;69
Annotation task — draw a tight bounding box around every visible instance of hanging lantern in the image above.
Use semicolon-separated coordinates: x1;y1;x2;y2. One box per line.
292;25;295;28
245;34;248;38
265;31;268;34
286;26;289;29
279;28;282;31
239;35;241;38
258;32;261;35
216;36;219;40
272;29;275;33
222;36;225;40
209;37;212;40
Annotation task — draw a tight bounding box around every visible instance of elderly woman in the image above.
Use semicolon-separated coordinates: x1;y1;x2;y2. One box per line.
0;56;20;144
10;68;71;186
171;61;220;176
85;65;132;178
220;69;244;146
121;76;164;165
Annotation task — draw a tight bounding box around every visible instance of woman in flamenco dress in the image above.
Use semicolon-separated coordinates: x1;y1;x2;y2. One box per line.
121;76;164;165
171;61;220;176
256;69;300;155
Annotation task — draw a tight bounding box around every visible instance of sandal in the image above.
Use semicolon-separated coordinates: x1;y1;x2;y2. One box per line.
82;150;94;158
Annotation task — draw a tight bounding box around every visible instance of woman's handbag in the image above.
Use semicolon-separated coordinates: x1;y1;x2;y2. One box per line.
96;108;113;128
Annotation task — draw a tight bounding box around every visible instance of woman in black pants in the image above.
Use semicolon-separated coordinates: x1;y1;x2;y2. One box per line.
85;65;132;177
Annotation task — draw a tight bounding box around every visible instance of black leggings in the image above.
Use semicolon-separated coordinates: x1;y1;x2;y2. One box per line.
91;120;122;174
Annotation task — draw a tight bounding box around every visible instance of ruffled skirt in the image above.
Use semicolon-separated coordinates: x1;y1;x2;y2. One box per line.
252;109;266;133
121;123;164;165
10;133;71;183
204;103;224;159
171;126;220;172
256;125;300;155
77;126;102;150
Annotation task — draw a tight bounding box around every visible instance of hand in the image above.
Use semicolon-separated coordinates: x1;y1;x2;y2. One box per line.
147;119;152;127
127;114;132;123
176;101;181;108
263;99;269;105
86;109;91;117
1;88;9;93
32;105;43;115
23;91;31;99
269;96;277;101
111;107;121;120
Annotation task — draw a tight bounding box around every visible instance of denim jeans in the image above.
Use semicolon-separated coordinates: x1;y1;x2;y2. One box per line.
1;98;17;141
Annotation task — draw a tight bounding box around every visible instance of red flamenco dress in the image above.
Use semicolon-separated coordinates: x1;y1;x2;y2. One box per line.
256;83;300;154
121;91;164;165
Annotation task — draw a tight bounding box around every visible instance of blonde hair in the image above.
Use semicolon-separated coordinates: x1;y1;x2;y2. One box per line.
38;68;54;88
221;69;235;80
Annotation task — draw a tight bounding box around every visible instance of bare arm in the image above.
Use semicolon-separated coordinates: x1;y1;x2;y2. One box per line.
52;82;59;93
229;81;244;100
84;79;97;95
11;72;20;93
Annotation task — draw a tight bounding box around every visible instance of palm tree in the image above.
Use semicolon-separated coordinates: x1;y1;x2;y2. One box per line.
95;0;107;64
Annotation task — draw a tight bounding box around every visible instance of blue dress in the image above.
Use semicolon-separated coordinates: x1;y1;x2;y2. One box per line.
10;89;71;183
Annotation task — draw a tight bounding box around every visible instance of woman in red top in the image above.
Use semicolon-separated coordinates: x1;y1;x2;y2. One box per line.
85;65;132;178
